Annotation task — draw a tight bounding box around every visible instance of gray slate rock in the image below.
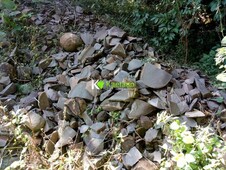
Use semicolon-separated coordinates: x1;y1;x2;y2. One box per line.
111;43;126;58
185;110;206;118
140;63;172;89
0;83;16;96
113;70;129;82
108;89;137;102
38;92;50;110
55;126;77;148
100;99;124;111
23;111;46;132
83;130;105;155
128;99;156;119
132;158;158;170
128;59;143;71
108;26;126;38
68;82;93;100
144;128;158;143
0;76;10;86
122;147;142;167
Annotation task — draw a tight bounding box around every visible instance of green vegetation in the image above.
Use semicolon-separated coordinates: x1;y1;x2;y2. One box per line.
74;0;226;78
0;0;33;43
199;46;220;77
215;37;226;82
155;112;226;170
108;111;121;123
1;0;226;169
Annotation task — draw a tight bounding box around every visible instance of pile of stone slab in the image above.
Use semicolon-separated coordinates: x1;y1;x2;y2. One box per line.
0;5;226;170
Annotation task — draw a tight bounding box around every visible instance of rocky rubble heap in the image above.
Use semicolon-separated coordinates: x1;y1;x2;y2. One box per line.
0;4;226;170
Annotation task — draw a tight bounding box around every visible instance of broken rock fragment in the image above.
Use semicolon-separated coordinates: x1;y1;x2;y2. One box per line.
121;136;135;152
122;147;142;167
140;63;172;89
23;111;46;132
38;58;52;70
17;66;32;80
38;92;50;110
68;82;93;100
0;83;16;96
148;97;165;109
189;88;201;99
108;89;137;102
111;43;126;58
108;26;126;38
113;70;129;82
139;116;153;129
64;98;87;116
77;45;95;63
55;126;77;148
169;101;189;116
132;158;158;170
45;131;59;154
185;109;206;118
83;130;105;155
144;128;158;143
103;62;118;71
0;136;8;147
80;32;94;46
0;76;11;86
90;122;106;133
128;59;143;71
195;78;211;98
128;99;156;119
20;91;38;107
100;99;124;111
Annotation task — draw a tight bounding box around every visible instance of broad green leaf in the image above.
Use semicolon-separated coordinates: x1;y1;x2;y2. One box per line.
211;97;224;103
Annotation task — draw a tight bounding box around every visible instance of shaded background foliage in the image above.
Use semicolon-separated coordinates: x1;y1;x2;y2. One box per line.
74;0;226;76
0;0;226;80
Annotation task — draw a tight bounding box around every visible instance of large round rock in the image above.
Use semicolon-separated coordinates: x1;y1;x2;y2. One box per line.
60;33;83;52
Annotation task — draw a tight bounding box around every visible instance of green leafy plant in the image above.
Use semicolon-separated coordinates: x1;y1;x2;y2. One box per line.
215;37;226;82
1;0;30;32
74;0;153;36
199;45;221;77
108;111;120;123
75;0;226;65
157;118;226;169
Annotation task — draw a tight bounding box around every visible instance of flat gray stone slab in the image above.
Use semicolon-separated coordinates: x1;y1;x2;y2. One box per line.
140;63;172;89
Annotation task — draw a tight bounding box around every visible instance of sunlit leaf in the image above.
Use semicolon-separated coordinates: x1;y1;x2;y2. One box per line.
216;73;226;82
185;154;195;163
183;135;194;144
221;36;226;46
170;121;180;130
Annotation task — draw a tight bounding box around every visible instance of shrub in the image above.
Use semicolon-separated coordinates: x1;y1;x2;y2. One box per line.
73;0;153;36
155;112;226;170
199;45;220;77
215;36;226;82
